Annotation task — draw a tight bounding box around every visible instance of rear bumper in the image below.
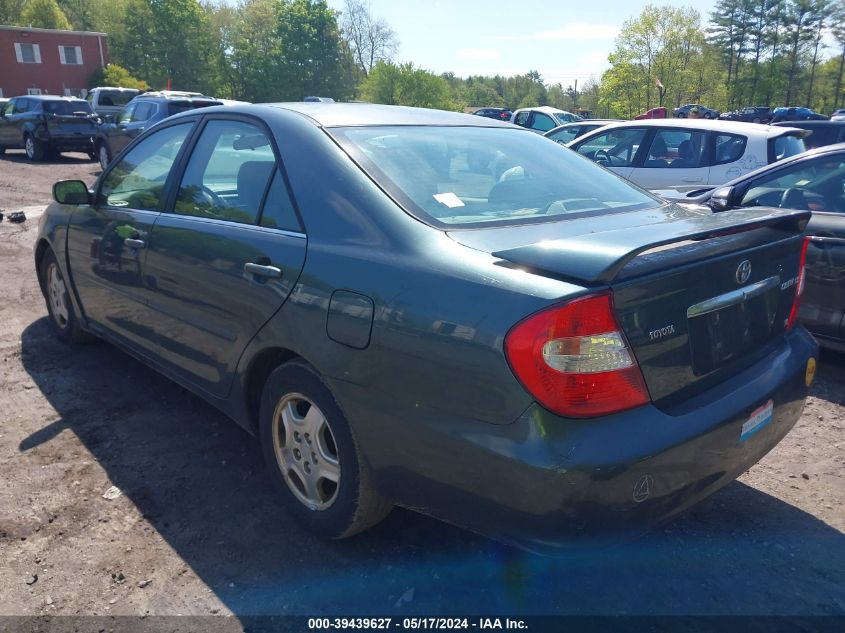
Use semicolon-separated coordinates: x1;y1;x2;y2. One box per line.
365;327;817;552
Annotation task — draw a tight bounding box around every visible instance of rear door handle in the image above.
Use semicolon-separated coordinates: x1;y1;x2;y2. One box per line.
124;238;145;249
681;177;703;183
244;262;282;278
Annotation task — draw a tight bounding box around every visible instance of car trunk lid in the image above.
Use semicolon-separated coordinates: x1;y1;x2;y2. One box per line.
448;205;810;409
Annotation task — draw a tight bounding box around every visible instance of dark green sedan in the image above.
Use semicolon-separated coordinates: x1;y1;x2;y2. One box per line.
35;103;818;550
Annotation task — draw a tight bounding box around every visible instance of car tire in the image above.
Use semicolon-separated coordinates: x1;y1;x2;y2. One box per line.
97;143;111;171
40;249;90;344
24;134;45;161
88;150;98;162
0;146;5;155
259;360;392;539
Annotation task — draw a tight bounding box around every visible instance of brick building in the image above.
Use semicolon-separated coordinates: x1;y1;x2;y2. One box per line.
0;25;108;99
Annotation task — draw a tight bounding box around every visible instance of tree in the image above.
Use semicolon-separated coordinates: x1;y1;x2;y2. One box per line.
19;0;71;29
340;0;398;77
1;0;27;24
275;0;353;100
360;61;454;110
88;63;148;89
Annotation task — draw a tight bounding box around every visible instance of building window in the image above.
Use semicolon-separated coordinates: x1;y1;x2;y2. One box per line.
14;43;42;64
59;46;83;65
27;88;42;95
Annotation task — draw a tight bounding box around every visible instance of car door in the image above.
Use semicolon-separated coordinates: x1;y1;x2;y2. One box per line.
109;101;155;155
737;153;845;341
572;127;648;181
140;116;307;398
65;120;197;352
1;98;29;148
0;98;19;147
627;127;708;189
707;132;751;184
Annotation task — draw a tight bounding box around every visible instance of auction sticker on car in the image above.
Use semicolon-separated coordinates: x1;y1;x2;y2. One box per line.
741;399;774;441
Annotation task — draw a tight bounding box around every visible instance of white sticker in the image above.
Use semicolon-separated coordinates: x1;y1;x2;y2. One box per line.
433;192;465;208
740;399;774;441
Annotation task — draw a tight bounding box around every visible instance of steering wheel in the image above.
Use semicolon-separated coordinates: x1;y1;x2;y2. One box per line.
594;149;611;166
197;185;227;213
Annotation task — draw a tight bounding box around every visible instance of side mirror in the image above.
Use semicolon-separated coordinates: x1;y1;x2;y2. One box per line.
102;114;115;124
708;185;736;212
53;180;91;205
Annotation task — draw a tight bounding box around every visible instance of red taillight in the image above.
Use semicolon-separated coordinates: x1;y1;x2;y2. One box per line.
504;292;650;418
786;237;810;330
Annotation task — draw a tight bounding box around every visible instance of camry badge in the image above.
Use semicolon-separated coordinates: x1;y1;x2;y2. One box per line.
736;260;752;285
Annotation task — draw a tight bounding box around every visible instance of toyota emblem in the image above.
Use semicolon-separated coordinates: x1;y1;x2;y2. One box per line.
736;260;752;285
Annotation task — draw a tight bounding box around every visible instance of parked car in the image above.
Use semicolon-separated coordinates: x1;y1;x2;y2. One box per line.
674;104;720;119
86;87;143;117
654;143;845;352
770;107;828;123
95;91;222;169
719;106;771;124
567;119;809;189
0;95;97;161
37;102;817;549
772;120;845;150
510;106;583;133
473;107;513;121
543;120;620;145
831;109;845;122
303;96;335;103
635;107;667;120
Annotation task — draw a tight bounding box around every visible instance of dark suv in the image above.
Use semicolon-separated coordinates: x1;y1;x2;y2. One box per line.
95;91;222;169
0;96;98;161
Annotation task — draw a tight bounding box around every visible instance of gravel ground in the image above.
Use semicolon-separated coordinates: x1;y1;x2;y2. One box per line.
1;151;844;625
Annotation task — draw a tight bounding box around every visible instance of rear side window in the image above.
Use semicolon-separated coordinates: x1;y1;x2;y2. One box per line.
98;90;139;107
547;126;580;145
769;135;806;163
260;169;302;232
712;133;747;165
514;111;530;127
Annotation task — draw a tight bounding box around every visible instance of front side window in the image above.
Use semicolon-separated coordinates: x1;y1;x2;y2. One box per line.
174;120;276;224
3;100;16;116
530;113;556;132
333;125;658;227
98;123;193;211
643;129;706;168
118;103;136;124
43;100;92;115
576;128;647;168
546;126;580;145
740;156;845;213
131;102;156;122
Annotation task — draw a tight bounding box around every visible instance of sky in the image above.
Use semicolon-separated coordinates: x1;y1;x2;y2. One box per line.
325;0;718;88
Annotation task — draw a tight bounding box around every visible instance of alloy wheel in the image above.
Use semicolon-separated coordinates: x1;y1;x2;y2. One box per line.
25;136;35;160
47;262;70;329
271;393;341;511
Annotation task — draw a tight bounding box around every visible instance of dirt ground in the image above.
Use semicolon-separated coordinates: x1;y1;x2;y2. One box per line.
1;149;844;626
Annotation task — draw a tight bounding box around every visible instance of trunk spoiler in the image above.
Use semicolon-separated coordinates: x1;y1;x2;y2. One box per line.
491;207;810;285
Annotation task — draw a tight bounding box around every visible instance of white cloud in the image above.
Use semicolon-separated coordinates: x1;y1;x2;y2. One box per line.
534;22;619;41
457;48;501;61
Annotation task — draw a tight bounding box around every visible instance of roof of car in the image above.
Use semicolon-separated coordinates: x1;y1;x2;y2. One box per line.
19;95;87;101
579;118;806;137
513;106;573;115
772;120;844;127
260;102;515;128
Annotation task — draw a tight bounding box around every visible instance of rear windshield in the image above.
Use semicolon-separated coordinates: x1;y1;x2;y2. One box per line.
769;134;806;162
167;100;221;116
96;90;140;107
43;100;93;115
333;125;659;227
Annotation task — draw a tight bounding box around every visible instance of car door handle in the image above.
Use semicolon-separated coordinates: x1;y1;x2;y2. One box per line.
124;238;145;249
244;262;282;278
681;177;703;183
